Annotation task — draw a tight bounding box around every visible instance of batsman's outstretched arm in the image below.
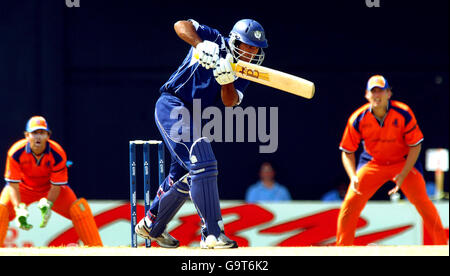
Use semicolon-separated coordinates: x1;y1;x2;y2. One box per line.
221;83;239;107
174;20;202;47
214;53;239;107
175;20;220;70
174;20;240;106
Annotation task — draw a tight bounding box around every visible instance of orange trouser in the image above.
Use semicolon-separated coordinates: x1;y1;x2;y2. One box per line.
336;161;447;246
1;184;102;247
0;184;78;221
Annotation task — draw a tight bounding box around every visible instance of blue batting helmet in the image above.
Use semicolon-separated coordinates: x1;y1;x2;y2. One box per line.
229;19;268;65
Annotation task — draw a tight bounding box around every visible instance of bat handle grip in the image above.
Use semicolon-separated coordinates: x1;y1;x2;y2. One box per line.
192;49;237;71
193;49;199;60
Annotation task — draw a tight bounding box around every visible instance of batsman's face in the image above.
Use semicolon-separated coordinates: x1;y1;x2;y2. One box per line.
238;43;260;63
365;87;391;109
25;129;50;155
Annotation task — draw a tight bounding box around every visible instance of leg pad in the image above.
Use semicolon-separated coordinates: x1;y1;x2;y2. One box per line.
0;204;9;247
69;198;103;246
189;138;222;237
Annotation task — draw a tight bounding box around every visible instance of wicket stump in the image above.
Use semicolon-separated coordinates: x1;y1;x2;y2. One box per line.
129;140;165;248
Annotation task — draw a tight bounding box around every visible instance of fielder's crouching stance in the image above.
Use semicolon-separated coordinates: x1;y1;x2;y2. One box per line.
0;116;102;247
135;18;268;248
336;76;447;246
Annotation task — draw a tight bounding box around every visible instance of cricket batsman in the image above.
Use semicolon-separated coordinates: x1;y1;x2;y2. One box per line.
336;75;448;246
0;116;102;247
135;19;268;248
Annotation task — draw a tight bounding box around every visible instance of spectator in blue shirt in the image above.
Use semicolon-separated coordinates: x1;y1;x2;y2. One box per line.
321;175;348;202
245;162;291;203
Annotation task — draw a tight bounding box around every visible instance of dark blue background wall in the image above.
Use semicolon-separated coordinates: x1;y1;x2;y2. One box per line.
1;0;448;200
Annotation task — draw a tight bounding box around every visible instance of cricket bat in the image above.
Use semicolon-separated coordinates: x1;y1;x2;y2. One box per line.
194;52;315;99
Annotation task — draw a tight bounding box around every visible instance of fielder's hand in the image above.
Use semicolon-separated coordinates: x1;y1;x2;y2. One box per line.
14;203;33;230
195;40;219;70
350;175;362;195
389;173;406;196
213;54;235;86
38;198;53;228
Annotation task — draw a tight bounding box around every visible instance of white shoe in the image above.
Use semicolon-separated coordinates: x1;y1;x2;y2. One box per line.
200;235;217;249
200;233;238;249
135;217;179;248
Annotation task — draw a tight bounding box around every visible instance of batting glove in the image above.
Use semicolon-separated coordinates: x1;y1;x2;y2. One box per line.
38;198;53;228
195;40;220;70
213;54;236;86
14;203;33;230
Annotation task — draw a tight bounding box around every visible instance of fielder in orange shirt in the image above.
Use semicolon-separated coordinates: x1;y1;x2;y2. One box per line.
0;116;102;247
336;75;447;246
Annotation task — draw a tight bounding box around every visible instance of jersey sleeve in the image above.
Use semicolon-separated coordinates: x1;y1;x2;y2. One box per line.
234;79;250;105
4;154;22;183
339;117;362;153
403;108;424;146
188;19;222;44
49;145;68;185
